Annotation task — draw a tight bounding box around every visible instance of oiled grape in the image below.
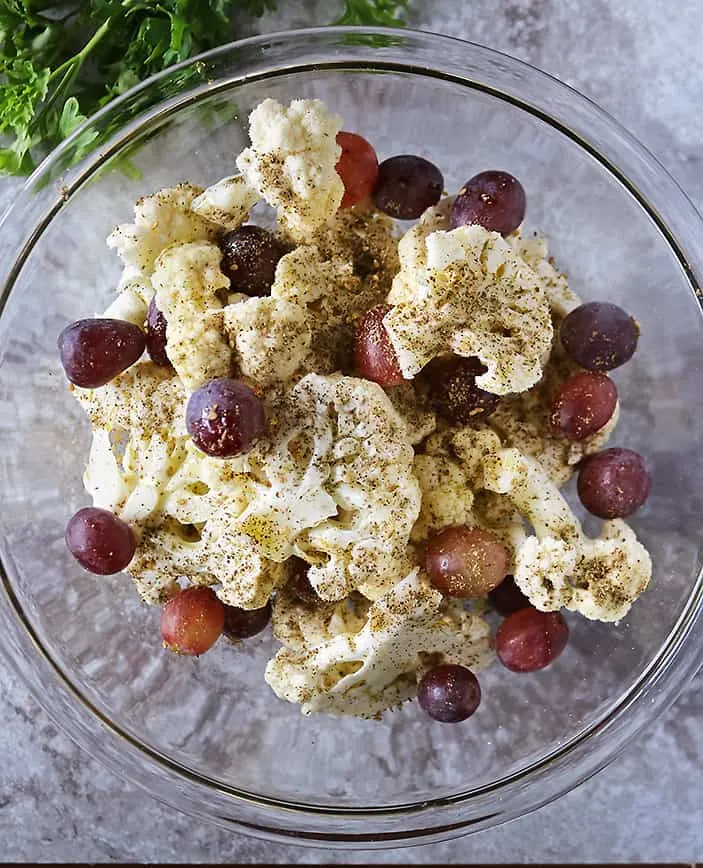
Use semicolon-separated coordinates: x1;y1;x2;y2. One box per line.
560;302;639;371
65;507;136;575
577;447;651;518
450;170;526;236
496;608;569;673
161;586;224;656
488;575;531;616
354;305;404;387
426;525;509;598
550;371;617;441
146;299;170;367
373;155;443;220
223;601;271;640
185;378;266;458
220;225;286;296
336;131;379;208
58;318;145;387
418;664;481;723
423;355;500;424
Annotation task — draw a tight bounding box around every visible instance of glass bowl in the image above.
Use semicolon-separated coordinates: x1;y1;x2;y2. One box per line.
0;26;702;849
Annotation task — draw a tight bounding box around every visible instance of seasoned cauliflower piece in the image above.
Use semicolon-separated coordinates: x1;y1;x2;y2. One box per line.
411;452;475;541
508;231;579;318
383;224;553;394
237;373;421;601
152;241;232;392
190;175;259;230
224;296;311;389
272;584;370;653
265;569;493;718
386;382;436;445
236;98;344;240
478;441;652;622
488;342;619;486
107;184;216;274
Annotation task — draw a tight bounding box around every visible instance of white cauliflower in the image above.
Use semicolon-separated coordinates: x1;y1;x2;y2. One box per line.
265;569;493;719
107;184;216;274
236;373;421;601
507;231;580;318
152;241;232;392
236;98;344;240
272;584;370;653
386;382;436;446
411;452;475;541
383;224;553;394
190;175;259;230
475;439;652;622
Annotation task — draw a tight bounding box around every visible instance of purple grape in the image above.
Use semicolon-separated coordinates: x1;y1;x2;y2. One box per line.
450;170;526;236
560;302;639;371
185;377;265;458
423;355;500;424
287;557;320;605
496;608;569;673
220;225;286;296
146;299;171;367
577;447;651;518
58;318;145;388
417;664;481;723
65;507;136;575
372;155;443;220
223;601;272;640
488;575;531;616
550;371;618;441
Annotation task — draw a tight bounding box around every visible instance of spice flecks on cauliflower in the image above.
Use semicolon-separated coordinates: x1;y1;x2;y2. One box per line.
507;231;580;318
190;175;259;230
236;98;344;240
265;569;493;718
152;241;232;392
383;224;553;394
480;444;652;622
237;374;421;602
107;184;216;274
272;583;370;653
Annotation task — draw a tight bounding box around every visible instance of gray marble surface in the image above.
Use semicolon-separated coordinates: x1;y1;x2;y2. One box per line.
1;0;702;861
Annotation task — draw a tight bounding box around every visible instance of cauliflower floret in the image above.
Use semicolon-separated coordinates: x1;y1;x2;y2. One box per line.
190;175;259;230
152;241;232;392
224;296;311;389
236;98;344;240
476;440;652;622
488;342;619;486
383;224;553;394
107;184;216;274
272;583;370;653
265;569;493;719
411;452;475;541
507;230;580;318
237;373;421;601
386;382;436;446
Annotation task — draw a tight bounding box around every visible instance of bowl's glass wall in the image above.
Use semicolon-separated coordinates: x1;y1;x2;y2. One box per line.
0;31;701;841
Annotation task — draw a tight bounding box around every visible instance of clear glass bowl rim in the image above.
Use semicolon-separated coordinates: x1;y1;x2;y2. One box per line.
0;25;702;849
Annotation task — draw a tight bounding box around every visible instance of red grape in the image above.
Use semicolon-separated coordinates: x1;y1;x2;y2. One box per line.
423;355;500;424
488;574;531;616
426;525;509;598
560;302;639;371
223;601;271;640
185;377;266;458
65;507;136;575
161;586;225;656
449;170;526;236
418;663;481;723
145;298;171;367
219;225;286;296
577;447;651;519
353;305;404;387
287;557;320;605
550;371;617;441
496;608;569;673
336;131;379;208
58;318;145;388
372;155;443;220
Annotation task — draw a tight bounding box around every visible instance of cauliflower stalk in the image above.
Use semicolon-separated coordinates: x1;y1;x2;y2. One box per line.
470;436;652;622
384;224;553;394
236;98;344;240
265;569;493;718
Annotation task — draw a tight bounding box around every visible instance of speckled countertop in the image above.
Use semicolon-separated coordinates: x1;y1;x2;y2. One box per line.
1;0;701;861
